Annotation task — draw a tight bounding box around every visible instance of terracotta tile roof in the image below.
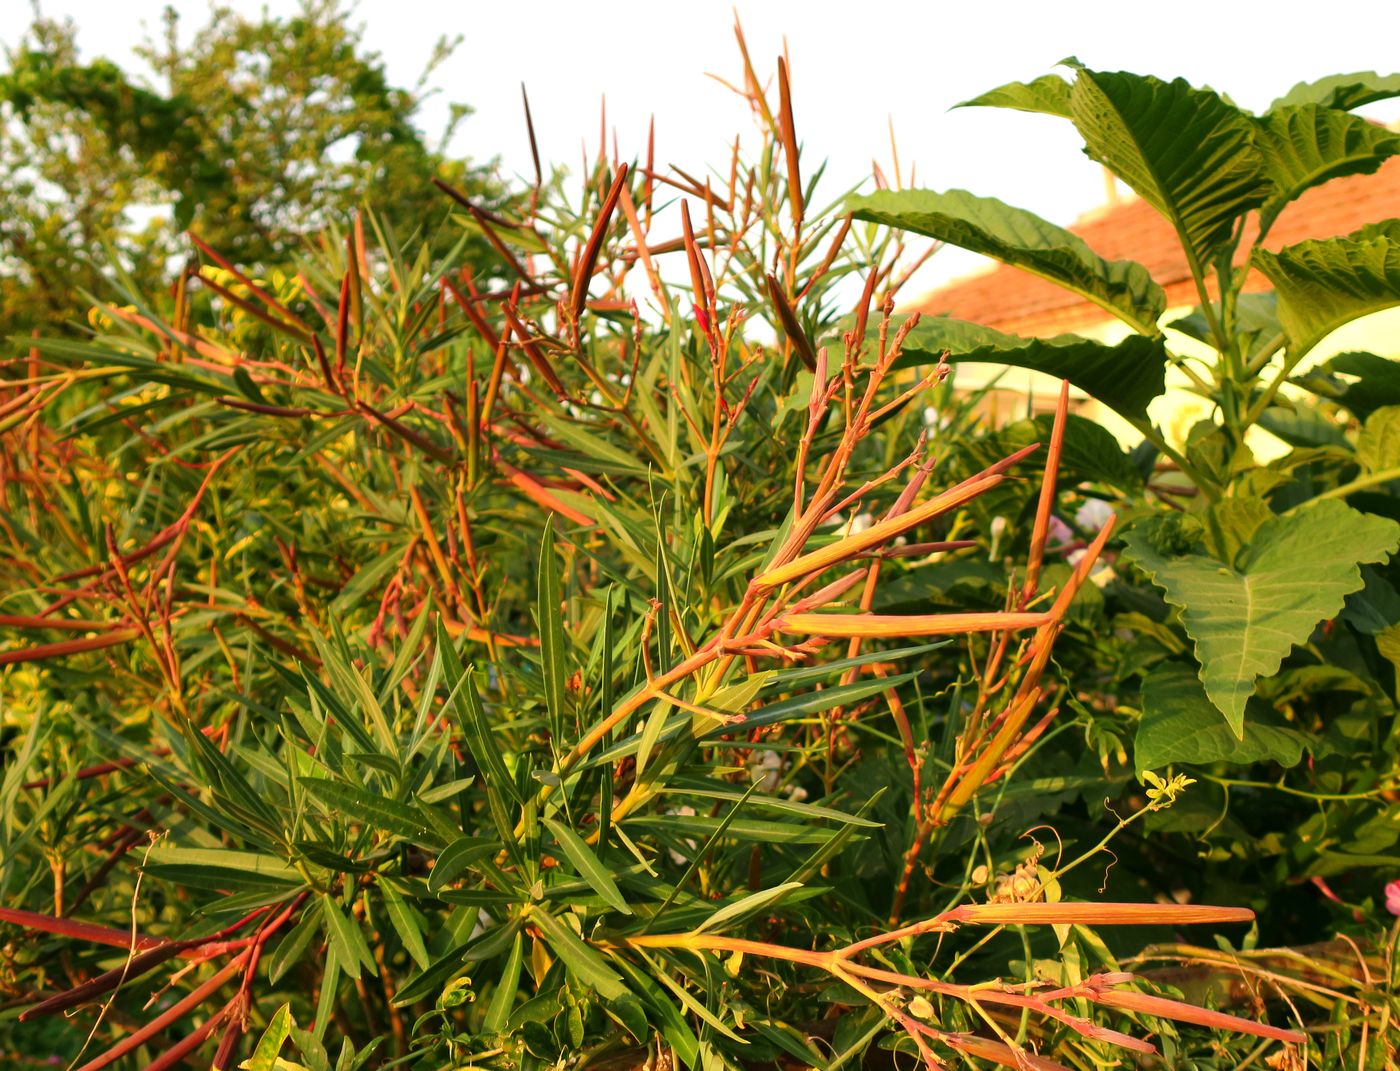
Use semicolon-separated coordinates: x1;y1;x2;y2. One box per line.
910;157;1400;337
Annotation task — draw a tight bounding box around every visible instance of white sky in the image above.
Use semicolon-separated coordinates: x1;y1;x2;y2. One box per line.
5;0;1399;290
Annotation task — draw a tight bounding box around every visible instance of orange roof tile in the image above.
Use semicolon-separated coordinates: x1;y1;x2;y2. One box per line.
911;157;1400;337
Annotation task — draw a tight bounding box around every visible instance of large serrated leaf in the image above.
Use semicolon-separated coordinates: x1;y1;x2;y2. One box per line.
1254;105;1400;228
1068;67;1269;270
1135;663;1312;773
848;188;1165;332
891;316;1168;422
1253;222;1400;358
1269;72;1400;113
1123;500;1400;735
957;73;1072;117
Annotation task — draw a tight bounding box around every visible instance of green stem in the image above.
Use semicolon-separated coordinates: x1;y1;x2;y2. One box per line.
1295;466;1400;508
1128;417;1219;502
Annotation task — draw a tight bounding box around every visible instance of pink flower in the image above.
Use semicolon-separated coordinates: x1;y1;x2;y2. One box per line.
1385;879;1400;916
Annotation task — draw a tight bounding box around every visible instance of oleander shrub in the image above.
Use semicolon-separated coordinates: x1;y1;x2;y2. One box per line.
3;38;1387;1071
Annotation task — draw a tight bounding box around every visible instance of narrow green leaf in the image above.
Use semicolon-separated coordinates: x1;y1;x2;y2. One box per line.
299;778;448;850
438;619;522;808
482;931;524;1033
245;1003;294;1071
696;881;806;934
529;908;628;1000
268;907;323;985
538;515;569;744
542;817;632;914
427;836;498;895
320;894;375;980
377;876;430;970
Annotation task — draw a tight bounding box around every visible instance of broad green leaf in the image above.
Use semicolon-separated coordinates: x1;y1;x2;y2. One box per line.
377;877;430;969
892;316;1168;422
1255;105;1400;228
1258;404;1352;449
1068;67;1268;270
529;907;629;1000
1170;292;1281;363
299;778;450;850
1327;353;1400;420
1135;663;1311;773
1269;72;1400;113
971;413;1144;491
542;817;633;914
1123;500;1400;734
1253;222;1400;358
1357;407;1400;473
957;73;1072;117
538;516;568;744
847;188;1165;332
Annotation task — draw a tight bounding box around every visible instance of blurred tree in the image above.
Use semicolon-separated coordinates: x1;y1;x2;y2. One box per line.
0;0;504;337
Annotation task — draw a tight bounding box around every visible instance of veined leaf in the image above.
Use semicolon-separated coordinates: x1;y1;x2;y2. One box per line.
542;817;632;914
957;73;1072;117
1123;500;1400;734
848;188;1165;332
427;837;497;895
1170;292;1281;362
1357;407;1400;474
299;777;450;850
1326;352;1400;420
1136;663;1311;773
891;316;1168;422
1253;222;1400;358
1255;105;1400;228
1269;71;1400;113
1068;66;1268;270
